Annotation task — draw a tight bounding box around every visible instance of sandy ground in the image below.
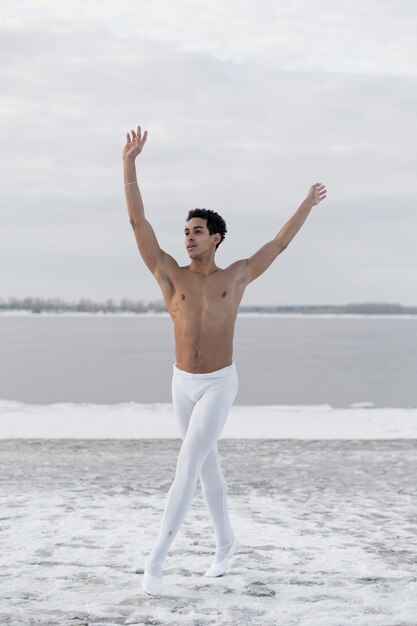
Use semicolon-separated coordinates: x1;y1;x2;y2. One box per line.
1;439;417;626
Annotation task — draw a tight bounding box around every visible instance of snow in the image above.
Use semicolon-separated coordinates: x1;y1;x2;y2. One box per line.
1;399;417;440
1;403;417;625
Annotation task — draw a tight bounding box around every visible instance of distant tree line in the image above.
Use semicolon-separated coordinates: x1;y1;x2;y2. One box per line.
0;297;416;315
0;297;166;314
238;302;417;315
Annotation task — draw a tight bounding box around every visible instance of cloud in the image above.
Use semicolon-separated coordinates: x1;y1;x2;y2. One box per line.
3;0;417;73
1;1;416;304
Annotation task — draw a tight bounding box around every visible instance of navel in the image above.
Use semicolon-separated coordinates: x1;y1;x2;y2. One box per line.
181;294;186;300
222;291;227;298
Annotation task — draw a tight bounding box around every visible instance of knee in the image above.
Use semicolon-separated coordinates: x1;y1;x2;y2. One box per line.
200;463;227;493
176;454;200;483
201;479;228;497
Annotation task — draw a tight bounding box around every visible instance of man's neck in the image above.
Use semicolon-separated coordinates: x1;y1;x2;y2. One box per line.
188;256;219;277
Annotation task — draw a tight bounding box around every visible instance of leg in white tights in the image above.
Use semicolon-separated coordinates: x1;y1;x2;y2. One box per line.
146;362;238;577
173;381;236;562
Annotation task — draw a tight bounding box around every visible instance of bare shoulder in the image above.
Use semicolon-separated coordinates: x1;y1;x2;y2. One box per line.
161;251;180;272
223;259;249;284
224;259;248;272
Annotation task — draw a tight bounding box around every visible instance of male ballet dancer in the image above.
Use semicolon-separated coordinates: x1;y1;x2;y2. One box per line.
122;124;327;596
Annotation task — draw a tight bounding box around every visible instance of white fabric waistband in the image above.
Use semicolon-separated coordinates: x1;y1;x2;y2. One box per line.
173;361;236;379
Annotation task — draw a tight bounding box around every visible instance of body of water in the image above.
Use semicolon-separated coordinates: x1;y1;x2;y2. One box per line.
0;314;416;408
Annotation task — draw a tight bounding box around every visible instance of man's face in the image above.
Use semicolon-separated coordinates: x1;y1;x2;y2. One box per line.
184;218;219;258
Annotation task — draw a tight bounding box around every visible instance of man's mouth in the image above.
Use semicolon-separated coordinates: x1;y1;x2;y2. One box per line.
187;245;196;250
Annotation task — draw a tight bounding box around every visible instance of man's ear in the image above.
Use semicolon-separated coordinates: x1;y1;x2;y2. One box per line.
214;233;221;246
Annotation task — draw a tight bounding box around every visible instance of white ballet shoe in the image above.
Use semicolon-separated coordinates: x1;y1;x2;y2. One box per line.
142;556;163;596
205;537;241;577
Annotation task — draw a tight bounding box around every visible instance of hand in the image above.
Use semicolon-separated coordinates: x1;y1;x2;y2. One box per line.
123;125;148;160
306;183;327;207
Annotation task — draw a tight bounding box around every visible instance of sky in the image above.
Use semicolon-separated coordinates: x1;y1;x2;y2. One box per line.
1;0;416;306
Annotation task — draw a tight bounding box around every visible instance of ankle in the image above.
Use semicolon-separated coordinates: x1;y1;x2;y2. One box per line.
146;555;163;577
214;537;235;561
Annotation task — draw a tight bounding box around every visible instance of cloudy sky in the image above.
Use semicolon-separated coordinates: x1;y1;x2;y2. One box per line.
1;0;416;306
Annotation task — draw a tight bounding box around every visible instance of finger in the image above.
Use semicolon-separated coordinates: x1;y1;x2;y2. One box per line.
142;130;148;143
131;128;136;139
126;132;131;142
137;124;141;138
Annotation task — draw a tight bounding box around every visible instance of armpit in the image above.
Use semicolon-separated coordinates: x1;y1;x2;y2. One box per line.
156;268;175;296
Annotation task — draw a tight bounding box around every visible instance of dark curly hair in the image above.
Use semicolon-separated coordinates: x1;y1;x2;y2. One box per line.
186;208;227;250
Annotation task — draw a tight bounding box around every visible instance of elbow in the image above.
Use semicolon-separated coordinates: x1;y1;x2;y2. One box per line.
129;219;138;233
274;235;288;251
129;216;144;229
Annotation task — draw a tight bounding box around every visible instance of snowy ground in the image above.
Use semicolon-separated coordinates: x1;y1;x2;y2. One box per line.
1;400;417;439
1;438;417;626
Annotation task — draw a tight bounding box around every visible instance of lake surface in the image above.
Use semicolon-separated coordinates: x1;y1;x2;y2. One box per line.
0;314;416;408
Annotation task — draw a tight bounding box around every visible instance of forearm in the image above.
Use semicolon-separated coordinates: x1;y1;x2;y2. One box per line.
123;157;145;224
275;197;314;248
244;184;325;283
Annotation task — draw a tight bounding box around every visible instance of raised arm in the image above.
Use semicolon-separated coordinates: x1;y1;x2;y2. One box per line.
123;125;177;279
239;183;327;284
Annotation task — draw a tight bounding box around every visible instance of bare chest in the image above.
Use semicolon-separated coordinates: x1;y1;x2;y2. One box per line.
168;271;239;318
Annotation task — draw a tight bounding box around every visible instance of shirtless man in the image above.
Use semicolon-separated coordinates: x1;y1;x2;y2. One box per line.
122;124;327;596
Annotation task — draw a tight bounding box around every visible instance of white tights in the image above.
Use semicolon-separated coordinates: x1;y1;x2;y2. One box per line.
146;361;238;576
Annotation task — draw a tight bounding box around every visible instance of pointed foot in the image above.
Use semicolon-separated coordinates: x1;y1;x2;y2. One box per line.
205;537;241;577
142;555;163;595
